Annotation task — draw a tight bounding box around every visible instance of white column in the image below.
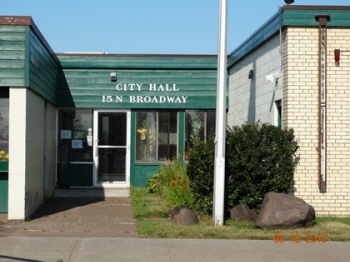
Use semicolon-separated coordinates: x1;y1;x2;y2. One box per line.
8;88;27;219
213;0;228;226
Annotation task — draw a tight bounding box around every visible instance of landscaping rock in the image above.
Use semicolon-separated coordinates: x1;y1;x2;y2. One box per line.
230;203;256;222
171;207;199;226
256;192;315;230
170;206;183;219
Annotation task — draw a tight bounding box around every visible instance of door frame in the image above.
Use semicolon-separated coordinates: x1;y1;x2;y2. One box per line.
93;109;131;188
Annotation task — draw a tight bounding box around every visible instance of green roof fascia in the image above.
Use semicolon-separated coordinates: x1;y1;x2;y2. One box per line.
227;9;282;68
57;55;218;70
228;6;350;69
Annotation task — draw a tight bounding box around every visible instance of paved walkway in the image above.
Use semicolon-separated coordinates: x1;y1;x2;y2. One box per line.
1;194;350;261
0;237;349;262
0;197;137;238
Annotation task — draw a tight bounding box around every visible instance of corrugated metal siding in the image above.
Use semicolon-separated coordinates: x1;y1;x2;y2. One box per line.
0;25;26;87
29;29;58;104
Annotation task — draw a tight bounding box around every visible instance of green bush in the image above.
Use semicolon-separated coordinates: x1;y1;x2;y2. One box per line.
186;135;215;214
146;159;194;208
225;122;298;210
186;122;298;214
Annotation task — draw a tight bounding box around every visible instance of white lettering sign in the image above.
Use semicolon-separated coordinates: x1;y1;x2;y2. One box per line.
102;83;186;104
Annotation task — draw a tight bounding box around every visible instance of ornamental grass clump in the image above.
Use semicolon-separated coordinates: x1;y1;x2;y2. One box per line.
146;159;194;208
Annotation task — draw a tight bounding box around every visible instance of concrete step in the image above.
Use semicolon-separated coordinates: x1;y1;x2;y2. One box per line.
53;188;130;198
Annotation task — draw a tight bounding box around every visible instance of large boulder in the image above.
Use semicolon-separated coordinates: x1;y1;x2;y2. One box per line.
230;203;256;222
171;207;199;226
256;192;315;229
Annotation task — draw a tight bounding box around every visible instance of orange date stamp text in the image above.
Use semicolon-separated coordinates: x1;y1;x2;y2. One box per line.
273;234;327;243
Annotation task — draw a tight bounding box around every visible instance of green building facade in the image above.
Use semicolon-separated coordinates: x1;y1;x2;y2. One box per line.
0;16;222;217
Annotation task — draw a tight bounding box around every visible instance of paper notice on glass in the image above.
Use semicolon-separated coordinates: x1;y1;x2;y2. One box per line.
87;136;93;146
61;130;72;139
72;140;83;149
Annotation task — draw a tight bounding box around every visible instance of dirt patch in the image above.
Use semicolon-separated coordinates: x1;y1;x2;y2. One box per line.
0;214;7;224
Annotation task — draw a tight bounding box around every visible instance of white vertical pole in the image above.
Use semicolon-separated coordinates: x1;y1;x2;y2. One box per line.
213;0;228;226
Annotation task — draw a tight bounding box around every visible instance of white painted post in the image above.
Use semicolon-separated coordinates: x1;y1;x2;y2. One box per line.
213;0;228;226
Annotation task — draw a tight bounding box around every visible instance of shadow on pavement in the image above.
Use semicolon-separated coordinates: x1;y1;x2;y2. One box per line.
0;255;43;262
28;197;106;220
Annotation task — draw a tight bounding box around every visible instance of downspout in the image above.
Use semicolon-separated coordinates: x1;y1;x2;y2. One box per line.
315;14;330;191
279;6;284;127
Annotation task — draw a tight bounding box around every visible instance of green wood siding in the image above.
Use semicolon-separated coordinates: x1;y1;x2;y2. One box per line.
0;25;26;87
58;69;219;109
58;55;217;70
29;29;59;104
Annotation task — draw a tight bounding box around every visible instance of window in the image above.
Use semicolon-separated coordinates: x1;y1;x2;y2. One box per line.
136;111;178;162
58;109;93;163
0;88;9;155
275;100;282;128
158;111;177;160
185;110;215;153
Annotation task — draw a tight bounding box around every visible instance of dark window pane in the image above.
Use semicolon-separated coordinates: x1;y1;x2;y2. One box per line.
136;111;156;161
206;110;216;139
58;109;93;163
98;113;126;146
185;111;205;153
158;112;177;160
98;148;126;182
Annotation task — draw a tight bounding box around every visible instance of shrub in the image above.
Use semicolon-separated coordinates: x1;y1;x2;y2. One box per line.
186;122;298;214
225;122;298;211
186;135;215;214
146;159;194;208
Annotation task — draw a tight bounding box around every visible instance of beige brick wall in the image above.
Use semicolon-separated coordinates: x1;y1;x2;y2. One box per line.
284;27;350;216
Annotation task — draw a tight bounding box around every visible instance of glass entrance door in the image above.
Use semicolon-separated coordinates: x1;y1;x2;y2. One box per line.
93;110;130;186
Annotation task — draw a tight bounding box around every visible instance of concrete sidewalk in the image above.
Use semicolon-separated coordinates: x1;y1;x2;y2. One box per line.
0;197;137;238
0;237;349;262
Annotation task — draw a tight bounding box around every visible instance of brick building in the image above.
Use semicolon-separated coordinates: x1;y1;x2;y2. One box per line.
228;5;350;216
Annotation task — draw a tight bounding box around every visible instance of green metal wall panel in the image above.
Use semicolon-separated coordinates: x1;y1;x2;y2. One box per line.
133;164;160;188
0;173;8;213
0;161;8;172
58;69;219;109
0;25;26;87
29;29;58;104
